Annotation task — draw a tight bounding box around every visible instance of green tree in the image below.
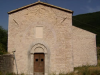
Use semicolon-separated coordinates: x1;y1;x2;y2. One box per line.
73;11;100;47
0;26;8;55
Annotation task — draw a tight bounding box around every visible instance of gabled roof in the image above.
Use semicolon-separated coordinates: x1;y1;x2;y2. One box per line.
8;1;73;14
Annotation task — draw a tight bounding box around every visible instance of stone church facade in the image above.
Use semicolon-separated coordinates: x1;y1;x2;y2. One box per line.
8;1;97;75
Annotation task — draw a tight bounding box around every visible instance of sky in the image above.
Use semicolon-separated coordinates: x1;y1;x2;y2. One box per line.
0;0;100;30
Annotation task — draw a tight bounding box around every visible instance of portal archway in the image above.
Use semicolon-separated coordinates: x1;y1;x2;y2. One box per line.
28;43;50;75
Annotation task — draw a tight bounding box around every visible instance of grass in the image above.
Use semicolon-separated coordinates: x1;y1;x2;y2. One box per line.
50;60;100;75
0;72;25;75
0;60;100;75
65;60;100;75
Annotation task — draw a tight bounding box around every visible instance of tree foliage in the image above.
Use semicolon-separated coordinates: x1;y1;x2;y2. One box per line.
97;47;100;59
73;11;100;46
0;26;7;55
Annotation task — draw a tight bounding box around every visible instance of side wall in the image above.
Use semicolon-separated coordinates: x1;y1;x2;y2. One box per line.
72;26;97;67
0;54;14;73
8;4;73;74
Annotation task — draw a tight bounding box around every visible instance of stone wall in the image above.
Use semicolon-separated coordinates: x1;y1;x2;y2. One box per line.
72;26;97;67
8;3;73;74
8;2;97;75
0;54;14;73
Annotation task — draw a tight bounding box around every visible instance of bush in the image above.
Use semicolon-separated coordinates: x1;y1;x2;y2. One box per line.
97;47;100;60
0;26;8;55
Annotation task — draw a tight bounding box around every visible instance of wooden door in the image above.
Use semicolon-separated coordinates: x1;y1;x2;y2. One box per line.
34;53;44;75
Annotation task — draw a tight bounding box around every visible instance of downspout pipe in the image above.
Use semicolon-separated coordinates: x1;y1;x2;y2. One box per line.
12;51;18;75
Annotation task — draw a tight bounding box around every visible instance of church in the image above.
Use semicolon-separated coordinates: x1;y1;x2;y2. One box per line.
8;1;97;75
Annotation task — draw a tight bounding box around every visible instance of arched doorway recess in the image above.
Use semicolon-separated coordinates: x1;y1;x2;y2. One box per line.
29;43;50;75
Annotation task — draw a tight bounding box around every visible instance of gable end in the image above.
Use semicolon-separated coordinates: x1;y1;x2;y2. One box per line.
8;1;73;14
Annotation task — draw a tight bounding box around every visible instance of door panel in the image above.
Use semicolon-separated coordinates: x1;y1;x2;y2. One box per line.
39;54;44;72
34;53;44;75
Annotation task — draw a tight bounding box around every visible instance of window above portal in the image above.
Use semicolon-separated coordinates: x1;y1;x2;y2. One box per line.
35;26;43;38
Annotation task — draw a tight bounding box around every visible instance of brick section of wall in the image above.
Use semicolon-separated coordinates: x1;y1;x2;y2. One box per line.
0;54;14;73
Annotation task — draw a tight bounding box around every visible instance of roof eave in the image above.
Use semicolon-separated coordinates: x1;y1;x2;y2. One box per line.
8;1;73;14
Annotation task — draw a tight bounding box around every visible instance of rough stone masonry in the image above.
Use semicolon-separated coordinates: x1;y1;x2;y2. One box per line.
0;54;14;73
8;1;97;75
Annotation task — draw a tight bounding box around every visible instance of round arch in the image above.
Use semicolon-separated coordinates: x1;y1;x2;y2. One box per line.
28;43;50;75
30;43;47;54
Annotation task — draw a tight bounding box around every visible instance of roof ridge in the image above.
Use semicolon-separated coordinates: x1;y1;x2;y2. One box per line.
8;1;73;14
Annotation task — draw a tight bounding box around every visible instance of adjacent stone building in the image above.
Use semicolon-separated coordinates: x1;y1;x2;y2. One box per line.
8;1;97;75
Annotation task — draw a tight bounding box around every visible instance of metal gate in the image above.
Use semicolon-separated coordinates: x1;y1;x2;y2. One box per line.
34;53;44;75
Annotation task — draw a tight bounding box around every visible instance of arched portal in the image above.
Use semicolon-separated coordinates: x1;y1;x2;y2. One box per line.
28;43;50;75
